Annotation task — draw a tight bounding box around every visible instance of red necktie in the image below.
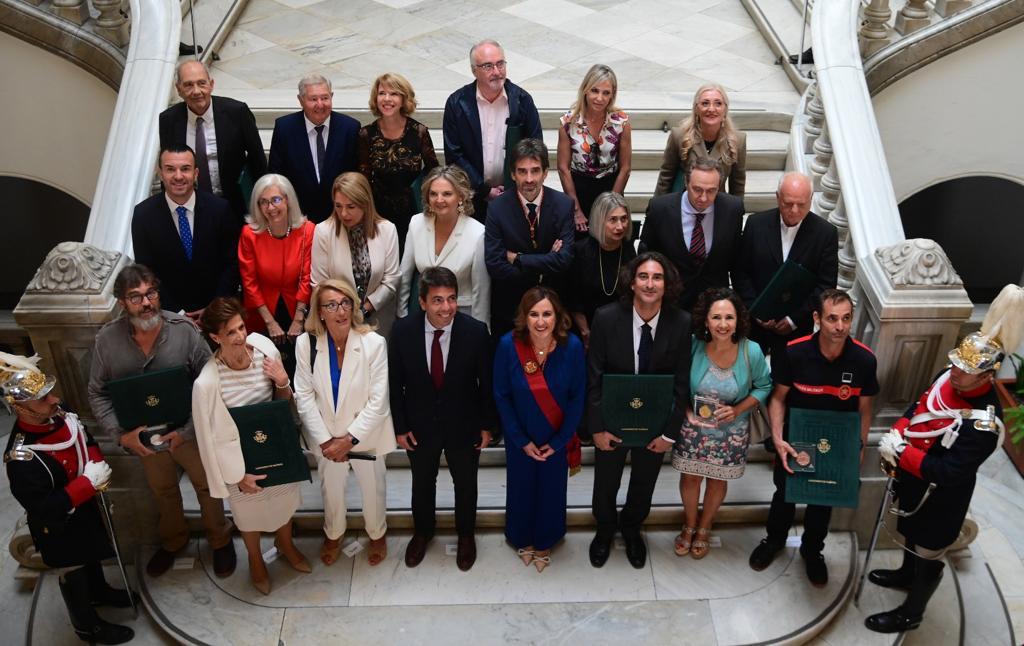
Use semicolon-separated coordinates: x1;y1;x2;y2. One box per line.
430;329;444;390
690;212;706;262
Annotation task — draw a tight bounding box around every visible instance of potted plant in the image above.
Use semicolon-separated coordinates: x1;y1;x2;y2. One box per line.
995;353;1024;475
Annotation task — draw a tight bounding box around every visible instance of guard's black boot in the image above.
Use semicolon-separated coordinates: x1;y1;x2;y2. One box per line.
868;547;916;591
59;568;135;644
865;558;944;633
85;561;137;608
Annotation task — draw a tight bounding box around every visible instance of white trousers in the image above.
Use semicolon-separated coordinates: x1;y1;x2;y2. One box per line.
316;448;388;541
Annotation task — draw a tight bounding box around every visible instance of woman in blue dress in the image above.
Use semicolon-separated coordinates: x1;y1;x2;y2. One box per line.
494;286;586;572
672;287;771;559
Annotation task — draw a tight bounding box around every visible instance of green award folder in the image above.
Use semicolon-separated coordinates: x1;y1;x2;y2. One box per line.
784;408;860;508
228;400;311;488
600;374;675;447
749;260;817;322
502;124;523;190
105;366;192;430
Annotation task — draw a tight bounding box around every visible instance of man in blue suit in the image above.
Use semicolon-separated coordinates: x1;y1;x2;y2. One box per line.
443;39;542;223
268;75;359;223
484;138;574;339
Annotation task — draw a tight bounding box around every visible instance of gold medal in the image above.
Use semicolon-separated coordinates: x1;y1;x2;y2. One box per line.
796;451;811;467
698;404;713;419
524;361;539;375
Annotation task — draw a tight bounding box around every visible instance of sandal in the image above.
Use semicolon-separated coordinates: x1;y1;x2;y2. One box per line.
674;527;696;557
691;528;711;560
368;536;388;566
533;550;551;573
517;548;536;566
320;537;342;566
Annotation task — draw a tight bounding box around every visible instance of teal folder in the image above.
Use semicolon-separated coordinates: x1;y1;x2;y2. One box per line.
502;124;523;190
105;366;192;430
749;260;817;322
600;374;675;447
228;400;311;488
784;408;861;508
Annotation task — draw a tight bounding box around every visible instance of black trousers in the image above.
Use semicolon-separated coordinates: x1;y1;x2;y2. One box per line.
765;458;832;554
407;439;480;537
592;445;665;538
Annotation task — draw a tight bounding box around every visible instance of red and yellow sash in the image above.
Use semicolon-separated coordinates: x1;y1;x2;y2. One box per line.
513;337;581;476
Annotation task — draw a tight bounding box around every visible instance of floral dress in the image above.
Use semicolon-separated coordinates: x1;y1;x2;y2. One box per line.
672;362;750;480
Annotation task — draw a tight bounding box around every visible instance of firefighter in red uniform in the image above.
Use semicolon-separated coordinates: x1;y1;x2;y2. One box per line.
2;353;134;644
866;284;1023;634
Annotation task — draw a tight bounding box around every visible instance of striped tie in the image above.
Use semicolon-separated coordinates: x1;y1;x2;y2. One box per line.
690;212;707;262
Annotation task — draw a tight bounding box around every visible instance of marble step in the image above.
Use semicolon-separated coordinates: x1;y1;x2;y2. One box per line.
134;527;856;646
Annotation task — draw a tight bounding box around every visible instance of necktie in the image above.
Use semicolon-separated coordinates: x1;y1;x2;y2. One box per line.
690;212;706;262
314;125;326;182
176;206;193;261
526;202;538;249
430;329;444;390
638;323;653;374
194;116;212;194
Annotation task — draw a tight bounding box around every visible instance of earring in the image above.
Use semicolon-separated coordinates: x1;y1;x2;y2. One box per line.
458;202;465;217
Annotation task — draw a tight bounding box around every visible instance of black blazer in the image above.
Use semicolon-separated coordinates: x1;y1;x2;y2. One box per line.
388;311;496;446
732;208;839;343
586;302;692;438
159;96;267;221
484;187;575;333
639;191;744;310
267;110;359;223
131;191;240;314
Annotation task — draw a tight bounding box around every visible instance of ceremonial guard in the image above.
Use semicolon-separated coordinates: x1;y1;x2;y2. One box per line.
2;353;135;644
867;285;1023;633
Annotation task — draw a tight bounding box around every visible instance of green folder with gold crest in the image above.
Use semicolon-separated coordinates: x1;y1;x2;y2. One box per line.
228;400;311;488
749;259;817;322
784;408;861;508
106;366;192;430
600;374;675;447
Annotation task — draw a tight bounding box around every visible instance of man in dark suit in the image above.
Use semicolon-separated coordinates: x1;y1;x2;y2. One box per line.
732;172;839;357
159;60;266;223
267;74;359;223
484;138;575;338
131;145;240;320
640;158;744;311
587;252;692;569
443;39;543;223
388;267;496;571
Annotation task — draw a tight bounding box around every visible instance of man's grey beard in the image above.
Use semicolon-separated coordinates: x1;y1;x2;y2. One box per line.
130;312;161;331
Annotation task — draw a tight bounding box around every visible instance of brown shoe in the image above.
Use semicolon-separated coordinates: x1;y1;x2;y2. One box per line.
212;542;237;578
456;535;477;572
146;548;177;578
404;535;430;568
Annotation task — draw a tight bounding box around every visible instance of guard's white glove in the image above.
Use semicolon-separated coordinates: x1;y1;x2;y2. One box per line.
83;460;112;490
878;429;908;468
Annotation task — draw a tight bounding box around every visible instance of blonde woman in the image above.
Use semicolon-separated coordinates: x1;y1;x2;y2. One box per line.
654;83;746;202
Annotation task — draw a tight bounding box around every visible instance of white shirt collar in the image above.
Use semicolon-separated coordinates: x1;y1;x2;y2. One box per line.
475;85;508;105
632;306;661;332
305;114;330;135
424;316;454;335
165;191;197;213
186;98;213;124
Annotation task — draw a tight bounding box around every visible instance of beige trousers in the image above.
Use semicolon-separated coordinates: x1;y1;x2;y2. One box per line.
315;447;387;541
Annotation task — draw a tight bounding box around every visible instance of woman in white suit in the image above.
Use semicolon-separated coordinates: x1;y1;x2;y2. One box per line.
294;278;396;567
311;172;401;337
396;165;490;327
193;297;310;596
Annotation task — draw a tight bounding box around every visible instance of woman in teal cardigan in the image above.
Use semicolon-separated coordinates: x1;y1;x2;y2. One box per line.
671;288;771;559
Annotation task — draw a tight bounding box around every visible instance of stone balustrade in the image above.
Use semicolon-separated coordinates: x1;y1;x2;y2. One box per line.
39;0;129;46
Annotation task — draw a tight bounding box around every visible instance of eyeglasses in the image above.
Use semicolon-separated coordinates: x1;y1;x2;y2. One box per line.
474;60;507;72
320;299;354;313
125;289;159;305
258;195;286;207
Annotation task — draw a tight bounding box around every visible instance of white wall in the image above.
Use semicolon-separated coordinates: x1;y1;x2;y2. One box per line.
0;31;117;205
873;22;1024;201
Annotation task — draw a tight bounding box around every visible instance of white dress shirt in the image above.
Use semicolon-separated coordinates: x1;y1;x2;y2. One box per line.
305;115;331;182
631;307;675;443
165;192;197;239
424;318;454;374
780;215;804;260
680;192;715;255
476;86;509;187
186;98;222;194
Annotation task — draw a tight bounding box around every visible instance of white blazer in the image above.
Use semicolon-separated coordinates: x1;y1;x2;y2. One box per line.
396;213;490;327
192;332;280;500
293;329;396;456
311;217;401;335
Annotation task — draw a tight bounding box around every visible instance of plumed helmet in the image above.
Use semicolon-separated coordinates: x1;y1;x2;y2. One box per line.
949;284;1024;375
0;352;56;407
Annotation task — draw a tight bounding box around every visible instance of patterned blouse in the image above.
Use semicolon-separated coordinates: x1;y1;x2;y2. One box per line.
559;110;629;179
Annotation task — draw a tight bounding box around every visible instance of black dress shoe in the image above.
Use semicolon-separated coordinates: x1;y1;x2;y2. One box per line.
146;548;177;578
865;607;923;633
801;550;828;586
456;535;477;572
623;534;647;569
589;534;612;568
868;567;913;590
404;534;430;568
213;541;237;578
748;539;784;571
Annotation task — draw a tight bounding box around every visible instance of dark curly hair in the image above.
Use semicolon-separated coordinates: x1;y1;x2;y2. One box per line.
512;286;572;346
617;251;683;307
691;287;750;343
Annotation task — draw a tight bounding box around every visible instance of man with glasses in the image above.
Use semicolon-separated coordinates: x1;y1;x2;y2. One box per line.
88;264;237;579
443;39;542;224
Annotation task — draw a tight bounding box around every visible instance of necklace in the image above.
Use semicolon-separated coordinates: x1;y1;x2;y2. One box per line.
598;244;623;296
219;346;254;371
270;224;292;240
532;338;554;364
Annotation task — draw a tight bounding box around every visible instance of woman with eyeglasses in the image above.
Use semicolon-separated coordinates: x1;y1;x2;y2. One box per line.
238;173;315;377
294;278;396;568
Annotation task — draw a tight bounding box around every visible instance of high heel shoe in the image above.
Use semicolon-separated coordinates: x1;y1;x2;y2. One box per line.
517;548;535;566
533;551;551;573
274;539;312;573
250;561;271;596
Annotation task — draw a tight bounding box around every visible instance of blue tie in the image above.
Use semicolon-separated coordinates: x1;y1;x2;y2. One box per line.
176;205;193;261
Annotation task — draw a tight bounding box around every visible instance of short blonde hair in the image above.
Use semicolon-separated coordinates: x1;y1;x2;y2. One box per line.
305;279;374;336
247;173;306;232
421;165;475;219
368;73;417;117
588;192;632;248
331;172;382;239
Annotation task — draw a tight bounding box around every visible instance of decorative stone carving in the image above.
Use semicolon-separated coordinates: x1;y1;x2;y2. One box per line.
25;242;122;293
875;239;963;286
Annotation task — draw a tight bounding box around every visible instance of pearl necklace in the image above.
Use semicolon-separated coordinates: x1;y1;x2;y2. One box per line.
270;224;292;240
